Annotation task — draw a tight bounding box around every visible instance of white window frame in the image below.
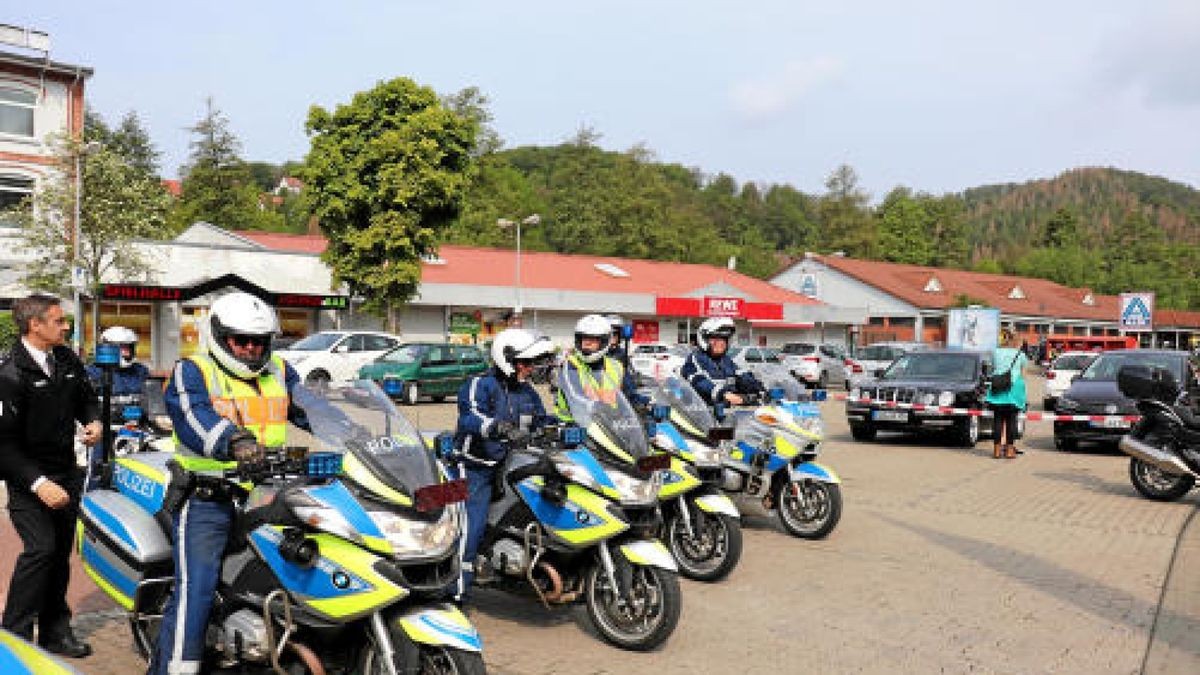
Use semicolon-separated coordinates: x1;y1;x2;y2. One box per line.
0;84;37;140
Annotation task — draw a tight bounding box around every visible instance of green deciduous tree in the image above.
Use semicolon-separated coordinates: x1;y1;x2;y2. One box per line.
11;130;172;346
818;164;876;257
302;77;478;318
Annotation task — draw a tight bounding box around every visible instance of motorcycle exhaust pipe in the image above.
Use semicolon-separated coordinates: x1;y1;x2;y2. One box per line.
1119;435;1200;479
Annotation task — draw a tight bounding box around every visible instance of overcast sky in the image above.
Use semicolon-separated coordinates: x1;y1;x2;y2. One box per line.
14;0;1200;197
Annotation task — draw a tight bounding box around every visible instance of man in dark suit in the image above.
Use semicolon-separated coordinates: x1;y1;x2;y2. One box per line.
0;293;101;658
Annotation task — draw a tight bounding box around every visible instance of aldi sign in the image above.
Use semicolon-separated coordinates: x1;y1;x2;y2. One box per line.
1119;293;1154;331
704;296;743;317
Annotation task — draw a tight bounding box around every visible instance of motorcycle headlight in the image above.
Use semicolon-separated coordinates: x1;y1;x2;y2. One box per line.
609;469;659;506
685;439;722;466
554;459;603;493
288;493;363;546
937;391;954;407
370;506;461;560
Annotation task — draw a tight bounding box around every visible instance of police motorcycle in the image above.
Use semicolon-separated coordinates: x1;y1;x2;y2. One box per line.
0;629;80;675
644;375;743;581
719;372;843;539
1116;364;1200;502
103;377;176;456
77;380;486;674
446;369;682;651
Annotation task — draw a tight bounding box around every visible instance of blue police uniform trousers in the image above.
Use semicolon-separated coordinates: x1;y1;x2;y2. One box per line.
147;497;233;675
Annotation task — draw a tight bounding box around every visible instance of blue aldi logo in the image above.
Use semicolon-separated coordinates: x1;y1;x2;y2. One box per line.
1119;293;1154;331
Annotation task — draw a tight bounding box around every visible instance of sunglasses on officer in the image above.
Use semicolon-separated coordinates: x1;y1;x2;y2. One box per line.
227;334;271;348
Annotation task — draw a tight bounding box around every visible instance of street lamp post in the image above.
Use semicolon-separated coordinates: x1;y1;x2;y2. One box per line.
72;140;101;353
497;214;540;320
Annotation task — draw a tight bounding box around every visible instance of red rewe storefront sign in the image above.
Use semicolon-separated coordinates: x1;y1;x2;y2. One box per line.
704;296;742;317
654;296;783;320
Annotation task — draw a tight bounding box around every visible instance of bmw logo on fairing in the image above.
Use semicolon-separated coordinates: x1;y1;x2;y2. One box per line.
332;571;351;589
575;510;593;525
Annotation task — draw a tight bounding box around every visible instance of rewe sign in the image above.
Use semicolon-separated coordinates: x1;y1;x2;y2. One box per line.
704;296;743;317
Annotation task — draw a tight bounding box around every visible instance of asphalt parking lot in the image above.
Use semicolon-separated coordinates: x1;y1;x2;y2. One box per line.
2;375;1197;674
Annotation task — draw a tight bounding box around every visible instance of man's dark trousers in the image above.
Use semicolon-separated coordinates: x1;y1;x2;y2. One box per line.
2;469;84;641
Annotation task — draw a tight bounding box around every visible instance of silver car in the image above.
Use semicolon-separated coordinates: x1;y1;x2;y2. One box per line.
850;342;930;387
779;342;849;389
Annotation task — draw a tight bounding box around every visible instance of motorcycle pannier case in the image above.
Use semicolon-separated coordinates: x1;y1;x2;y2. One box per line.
77;489;173;611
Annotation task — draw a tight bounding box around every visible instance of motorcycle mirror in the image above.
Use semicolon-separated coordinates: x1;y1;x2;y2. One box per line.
713;402;727;421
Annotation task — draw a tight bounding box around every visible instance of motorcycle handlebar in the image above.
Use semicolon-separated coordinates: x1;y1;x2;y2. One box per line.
221;446;317;482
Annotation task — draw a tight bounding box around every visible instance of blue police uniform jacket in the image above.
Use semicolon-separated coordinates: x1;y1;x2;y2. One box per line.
455;368;552;464
680;349;764;405
164;357;305;460
87;362;151;396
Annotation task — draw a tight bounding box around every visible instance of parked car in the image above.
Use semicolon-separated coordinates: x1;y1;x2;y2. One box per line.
728;346;793;385
846;349;1018;447
629;342;689;384
1053;349;1198;451
1042;351;1095;411
358;342;490;405
779;342;849;389
850;342;930;386
276;330;401;388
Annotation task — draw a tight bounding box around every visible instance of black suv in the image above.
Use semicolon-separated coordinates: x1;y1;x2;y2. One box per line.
846;349;1011;447
1054;349;1199;451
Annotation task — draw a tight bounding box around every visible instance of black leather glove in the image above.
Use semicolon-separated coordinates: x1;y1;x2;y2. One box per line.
228;428;266;468
492;420;516;440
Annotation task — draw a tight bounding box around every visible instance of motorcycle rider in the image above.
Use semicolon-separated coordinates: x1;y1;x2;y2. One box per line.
680;317;764;406
148;292;307;675
605;314;629;366
85;326;151;488
453;328;556;600
555;314;648;423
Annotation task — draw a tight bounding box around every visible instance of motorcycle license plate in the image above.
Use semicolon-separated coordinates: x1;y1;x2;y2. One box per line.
1094;418;1131;429
872;410;908;423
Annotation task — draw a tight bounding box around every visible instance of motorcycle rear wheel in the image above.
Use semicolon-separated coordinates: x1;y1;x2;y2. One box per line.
1129;458;1194;502
776;479;842;539
584;559;681;651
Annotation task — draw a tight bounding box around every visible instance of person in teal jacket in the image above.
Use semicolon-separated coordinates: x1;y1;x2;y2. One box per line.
986;328;1028;459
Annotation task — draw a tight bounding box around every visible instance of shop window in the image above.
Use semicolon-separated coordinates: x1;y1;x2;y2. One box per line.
923;316;945;329
889;317;915;328
0;87;36;138
868;316;886;326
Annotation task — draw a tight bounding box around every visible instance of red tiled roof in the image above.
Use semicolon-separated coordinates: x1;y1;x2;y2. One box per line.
813;255;1130;322
161;179;181;198
232;231;820;306
281;176;303;189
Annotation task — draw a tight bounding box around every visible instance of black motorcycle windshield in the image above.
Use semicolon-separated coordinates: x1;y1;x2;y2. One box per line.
291;380;440;496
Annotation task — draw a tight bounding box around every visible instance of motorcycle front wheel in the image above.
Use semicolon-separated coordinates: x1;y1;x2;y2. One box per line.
665;508;742;582
1129;458;1194;502
776;479;842;539
584;558;681;651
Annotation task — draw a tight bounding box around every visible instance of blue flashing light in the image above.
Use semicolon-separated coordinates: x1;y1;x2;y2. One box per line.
651;404;670;422
96;343;121;366
621;325;634;339
812;389;828;402
306;452;343;477
560;426;584;447
381;377;404;397
122;405;143;422
436;433;455;458
768;387;785;402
